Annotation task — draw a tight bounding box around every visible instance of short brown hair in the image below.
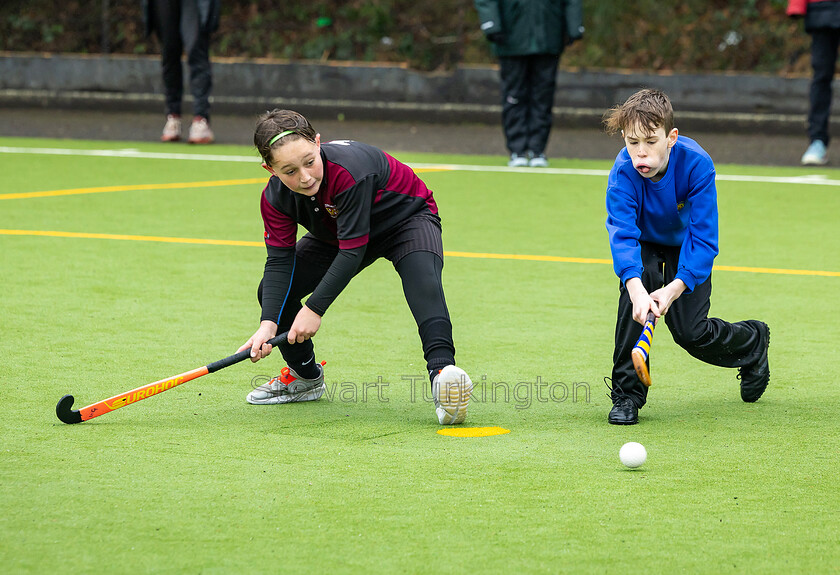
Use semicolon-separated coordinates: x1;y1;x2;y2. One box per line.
254;109;317;166
603;89;674;136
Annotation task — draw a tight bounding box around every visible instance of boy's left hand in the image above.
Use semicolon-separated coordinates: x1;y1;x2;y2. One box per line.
288;305;322;343
649;279;687;316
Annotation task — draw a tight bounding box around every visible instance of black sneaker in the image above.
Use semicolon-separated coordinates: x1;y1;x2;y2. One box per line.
608;397;639;425
738;321;770;403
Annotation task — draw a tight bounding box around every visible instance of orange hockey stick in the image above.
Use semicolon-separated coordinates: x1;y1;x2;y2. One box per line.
56;332;293;424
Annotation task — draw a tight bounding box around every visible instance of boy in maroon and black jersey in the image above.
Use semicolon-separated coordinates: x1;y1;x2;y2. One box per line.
236;109;472;425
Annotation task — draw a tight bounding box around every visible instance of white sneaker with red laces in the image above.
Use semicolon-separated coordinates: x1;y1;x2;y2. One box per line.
188;116;215;144
161;114;181;142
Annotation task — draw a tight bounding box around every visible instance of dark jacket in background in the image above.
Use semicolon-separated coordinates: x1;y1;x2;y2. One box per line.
787;0;840;31
143;0;221;37
475;0;584;56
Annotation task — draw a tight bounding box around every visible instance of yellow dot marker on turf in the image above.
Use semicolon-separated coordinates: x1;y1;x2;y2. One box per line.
437;426;511;438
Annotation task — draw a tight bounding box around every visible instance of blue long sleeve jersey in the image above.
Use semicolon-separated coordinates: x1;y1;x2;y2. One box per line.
605;136;719;293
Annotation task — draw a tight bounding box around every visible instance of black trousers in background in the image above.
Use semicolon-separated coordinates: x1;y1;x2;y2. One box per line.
611;242;766;408
498;53;560;156
808;28;840;146
150;0;213;119
257;217;456;385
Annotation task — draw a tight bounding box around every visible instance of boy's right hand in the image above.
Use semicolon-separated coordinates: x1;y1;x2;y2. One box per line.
626;277;661;325
237;320;279;363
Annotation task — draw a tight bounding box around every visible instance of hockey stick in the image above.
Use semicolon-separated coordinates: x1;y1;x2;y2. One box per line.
56;332;290;424
631;312;657;387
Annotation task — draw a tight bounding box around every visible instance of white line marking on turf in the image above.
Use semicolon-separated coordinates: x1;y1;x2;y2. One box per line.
0;146;261;163
410;163;610;176
410;163;840;185
4;146;840;186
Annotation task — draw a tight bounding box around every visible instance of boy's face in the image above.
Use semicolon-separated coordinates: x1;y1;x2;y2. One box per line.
263;134;324;196
622;123;679;182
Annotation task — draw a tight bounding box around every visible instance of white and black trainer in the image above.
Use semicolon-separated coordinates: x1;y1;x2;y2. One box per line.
246;363;325;405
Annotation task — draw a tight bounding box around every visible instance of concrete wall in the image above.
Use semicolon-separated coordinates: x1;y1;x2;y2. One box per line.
0;52;824;132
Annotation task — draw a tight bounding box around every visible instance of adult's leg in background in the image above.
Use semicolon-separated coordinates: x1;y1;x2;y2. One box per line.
808;28;840;146
525;53;560;155
179;0;213;120
499;55;531;156
150;0;184;117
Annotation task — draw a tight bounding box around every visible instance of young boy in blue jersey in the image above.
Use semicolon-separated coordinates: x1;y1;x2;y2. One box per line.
603;89;770;425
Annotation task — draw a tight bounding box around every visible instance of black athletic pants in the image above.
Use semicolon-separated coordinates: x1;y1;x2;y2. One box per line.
611;242;766;408
498;53;560;156
150;0;213;119
257;223;455;385
808;28;840;146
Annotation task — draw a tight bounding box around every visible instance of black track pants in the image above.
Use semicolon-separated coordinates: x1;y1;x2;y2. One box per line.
498;53;560;156
611;242;766;408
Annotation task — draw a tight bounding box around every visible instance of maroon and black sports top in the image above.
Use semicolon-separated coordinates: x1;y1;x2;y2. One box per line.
261;140;437;250
258;140;438;320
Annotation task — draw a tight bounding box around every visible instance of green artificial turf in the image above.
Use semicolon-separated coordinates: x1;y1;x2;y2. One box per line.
1;137;838;574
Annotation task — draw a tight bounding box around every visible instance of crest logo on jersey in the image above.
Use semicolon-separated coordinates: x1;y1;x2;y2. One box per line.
324;204;339;218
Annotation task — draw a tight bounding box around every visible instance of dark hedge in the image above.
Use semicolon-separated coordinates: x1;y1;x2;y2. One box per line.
0;0;811;74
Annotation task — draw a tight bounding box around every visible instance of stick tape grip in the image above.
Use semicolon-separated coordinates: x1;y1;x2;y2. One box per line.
206;332;290;373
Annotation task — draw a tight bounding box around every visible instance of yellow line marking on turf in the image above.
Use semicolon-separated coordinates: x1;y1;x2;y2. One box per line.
437;427;511;438
1;229;838;277
1;171;441;200
0;178;267;200
444;251;840;276
445;250;613;265
0;229;261;247
713;265;840;277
